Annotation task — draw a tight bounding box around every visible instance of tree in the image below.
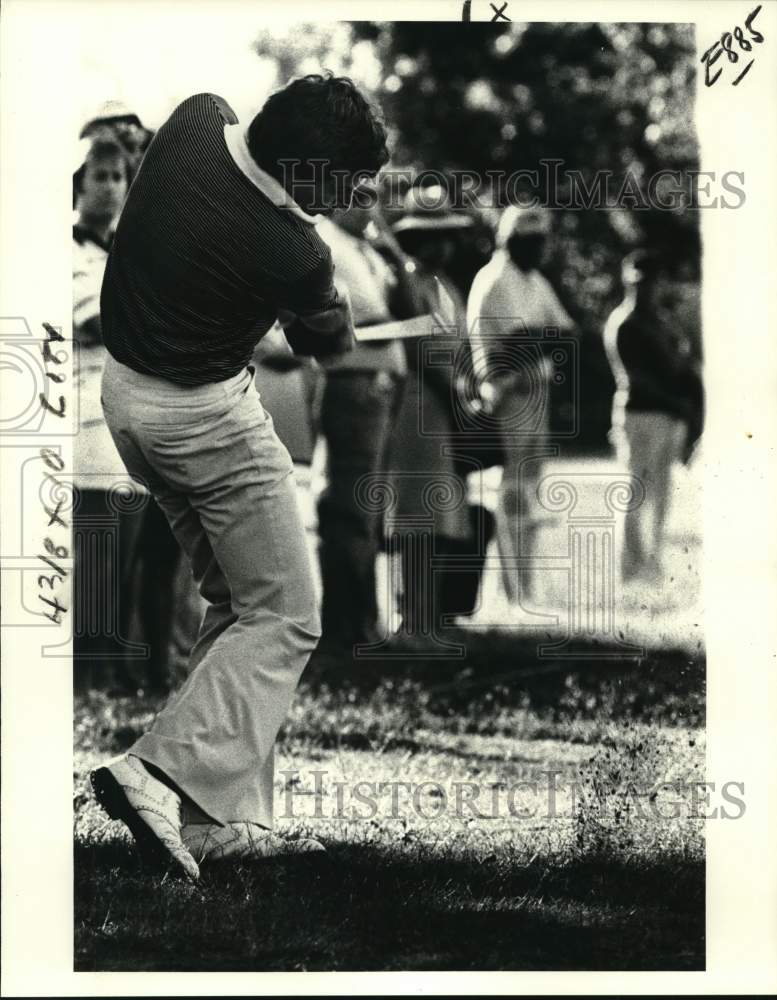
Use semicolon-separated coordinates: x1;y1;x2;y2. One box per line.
253;20;702;448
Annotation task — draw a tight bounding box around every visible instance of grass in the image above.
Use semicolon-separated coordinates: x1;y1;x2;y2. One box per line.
74;632;705;971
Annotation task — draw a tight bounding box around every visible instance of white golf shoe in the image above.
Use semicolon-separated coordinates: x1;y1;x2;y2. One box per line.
182;822;325;864
90;754;200;882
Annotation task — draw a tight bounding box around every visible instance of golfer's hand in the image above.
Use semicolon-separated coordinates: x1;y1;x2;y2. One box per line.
315;282;354;362
278;282;355;360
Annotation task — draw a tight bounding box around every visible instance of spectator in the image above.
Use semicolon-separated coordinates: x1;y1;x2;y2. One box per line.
389;186;487;633
73;132;185;692
603;249;698;583
79;99;153;172
72;134;142;686
315;205;407;648
466;205;575;604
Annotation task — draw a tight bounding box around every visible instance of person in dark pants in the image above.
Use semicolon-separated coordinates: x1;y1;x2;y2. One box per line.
315;208;407;649
128;496;186;691
389;187;490;634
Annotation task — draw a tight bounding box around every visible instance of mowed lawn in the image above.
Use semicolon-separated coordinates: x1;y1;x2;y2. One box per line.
74;636;705;971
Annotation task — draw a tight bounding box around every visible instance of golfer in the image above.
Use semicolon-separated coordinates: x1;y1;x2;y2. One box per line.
90;76;389;879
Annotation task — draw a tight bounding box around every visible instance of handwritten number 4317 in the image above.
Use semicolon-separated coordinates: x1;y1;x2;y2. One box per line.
702;5;764;87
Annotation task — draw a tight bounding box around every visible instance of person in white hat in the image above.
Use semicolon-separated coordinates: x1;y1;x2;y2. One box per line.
388;186;482;634
79;100;151;171
466;204;575;606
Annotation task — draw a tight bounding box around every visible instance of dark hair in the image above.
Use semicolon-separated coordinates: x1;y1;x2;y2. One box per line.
247;72;389;181
73;134;133;200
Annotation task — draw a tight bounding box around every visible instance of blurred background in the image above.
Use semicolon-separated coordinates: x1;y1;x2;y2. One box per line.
72;16;704;694
70;20;709;968
75;16;701;450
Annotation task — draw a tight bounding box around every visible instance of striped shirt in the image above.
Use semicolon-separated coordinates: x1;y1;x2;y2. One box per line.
101;92;350;386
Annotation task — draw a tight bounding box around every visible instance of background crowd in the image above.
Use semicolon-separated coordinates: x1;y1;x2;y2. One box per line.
71;20;704;691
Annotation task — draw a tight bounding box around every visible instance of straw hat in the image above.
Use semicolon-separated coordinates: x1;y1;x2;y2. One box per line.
391;184;474;234
79;100;144;139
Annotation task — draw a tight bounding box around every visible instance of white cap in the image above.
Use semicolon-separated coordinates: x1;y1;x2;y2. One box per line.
79;100;143;139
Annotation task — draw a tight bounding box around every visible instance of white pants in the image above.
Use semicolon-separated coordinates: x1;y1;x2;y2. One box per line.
615;409;687;580
492;378;552;602
101;355;321;828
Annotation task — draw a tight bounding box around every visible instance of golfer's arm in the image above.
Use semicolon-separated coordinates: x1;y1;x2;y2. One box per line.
275;257;355;359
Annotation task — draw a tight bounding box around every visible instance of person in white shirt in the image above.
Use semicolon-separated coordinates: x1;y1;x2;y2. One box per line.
466;205;575;604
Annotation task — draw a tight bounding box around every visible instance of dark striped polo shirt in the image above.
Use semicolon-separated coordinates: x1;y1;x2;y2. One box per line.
100;92;343;385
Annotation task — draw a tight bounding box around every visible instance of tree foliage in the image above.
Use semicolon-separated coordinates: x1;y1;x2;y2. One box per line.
253;20;702;447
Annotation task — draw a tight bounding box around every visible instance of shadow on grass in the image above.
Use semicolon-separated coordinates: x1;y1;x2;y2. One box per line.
74;838;704;972
306;629;705;724
75;629;705;971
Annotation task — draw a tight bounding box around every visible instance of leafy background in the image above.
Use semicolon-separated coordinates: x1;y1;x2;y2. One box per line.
251;20;702;448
